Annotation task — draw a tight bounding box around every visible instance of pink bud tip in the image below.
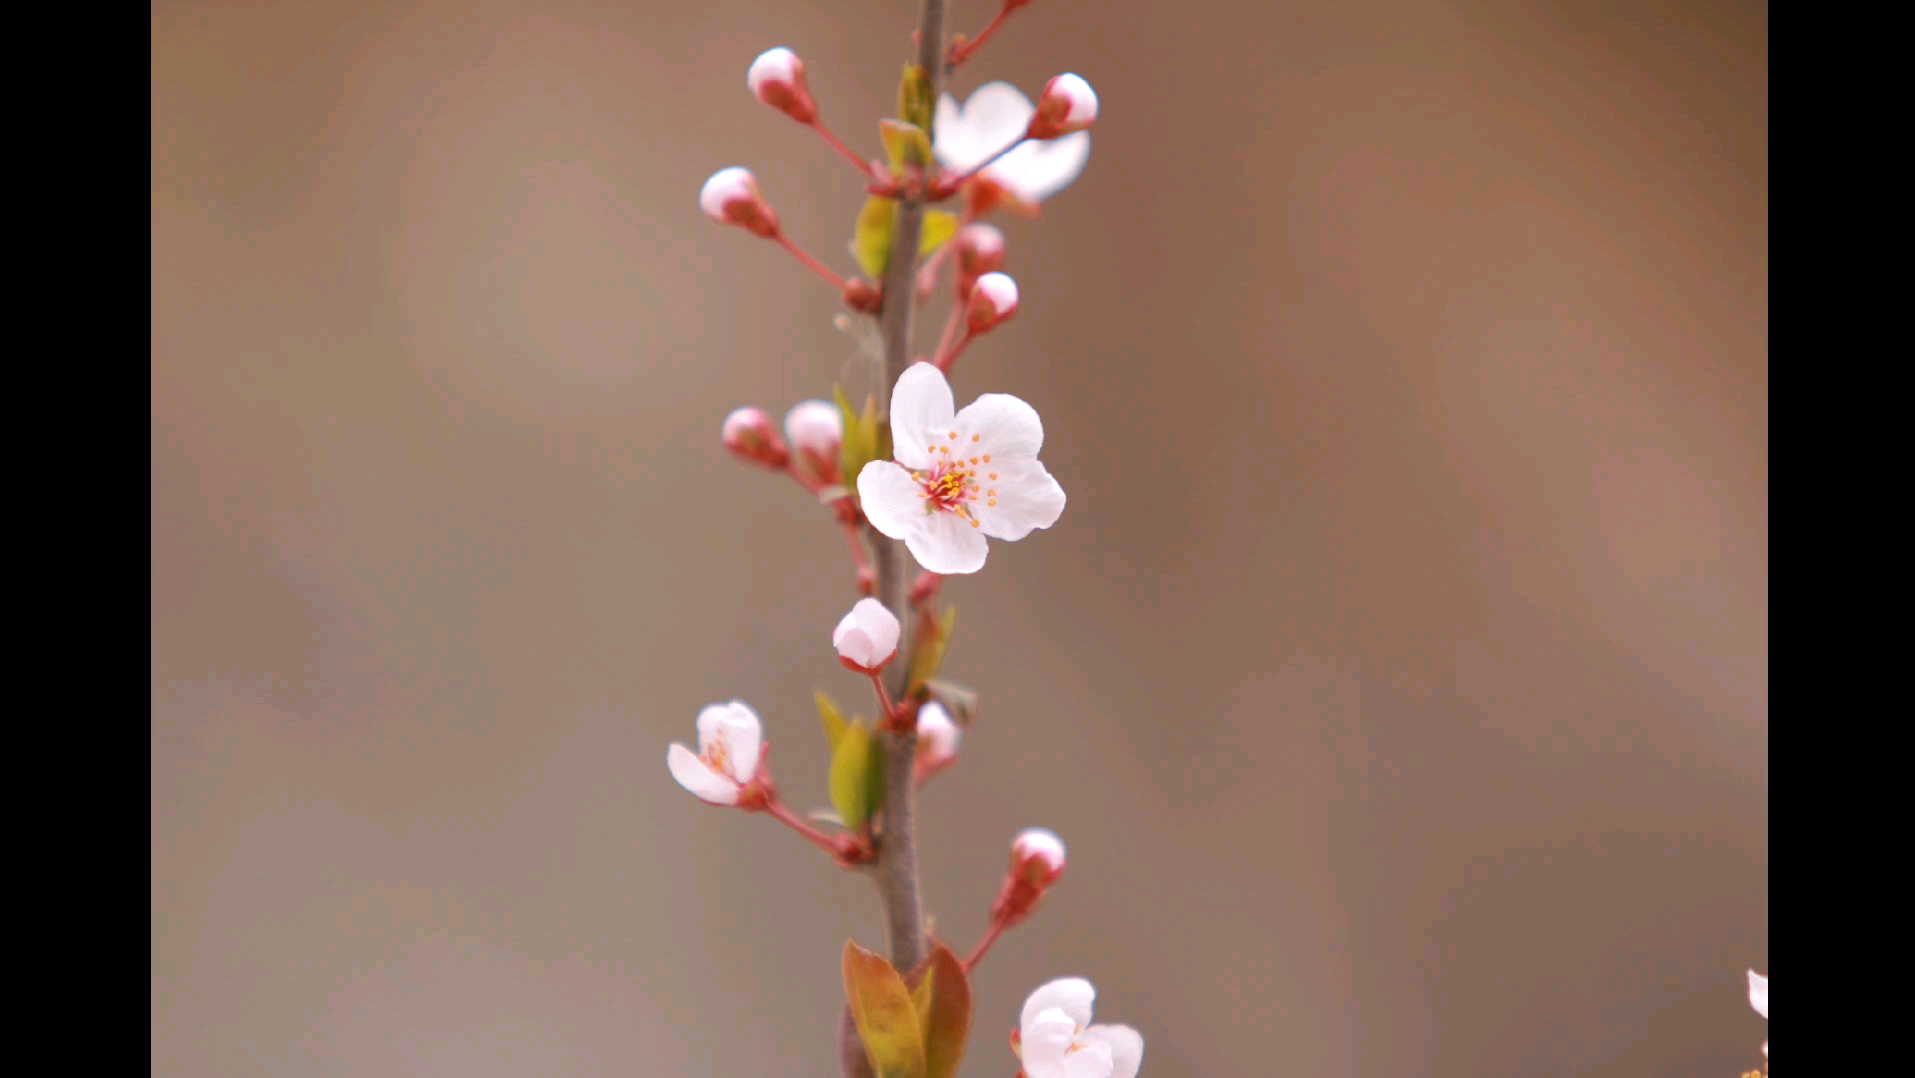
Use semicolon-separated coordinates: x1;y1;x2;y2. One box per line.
784;399;844;486
699;167;780;238
747;47;818;124
966;271;1019;334
722;406;789;469
915;702;963;766
1011;827;1066;886
1028;73;1097;139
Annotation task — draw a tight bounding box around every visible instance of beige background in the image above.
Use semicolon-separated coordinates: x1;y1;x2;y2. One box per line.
152;0;1768;1074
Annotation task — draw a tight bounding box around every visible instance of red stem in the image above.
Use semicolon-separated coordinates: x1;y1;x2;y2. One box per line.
811;120;882;181
950;5;1016;68
964;916;1008;972
841;517;876;595
937;137;1025;197
763;799;847;856
776;233;850;291
869;671;901;726
934;327;976;373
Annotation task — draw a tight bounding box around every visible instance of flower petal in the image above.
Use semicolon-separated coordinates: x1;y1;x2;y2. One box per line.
857;461;926;540
991;132;1091;204
1022;977;1095;1033
668;743;741;805
934;82;1035;171
1058;1039;1114;1078
906;509;989;575
696;700;762;783
1019;1009;1080;1070
890;362;956;469
835;622;876;667
955;391;1045;464
1747;970;1767;1019
974;459;1066;541
1081;1025;1143;1078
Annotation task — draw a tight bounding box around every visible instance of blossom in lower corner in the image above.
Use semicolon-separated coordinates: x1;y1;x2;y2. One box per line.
934;82;1091;214
1012;978;1142;1078
833;597;902;673
855;363;1065;575
666;700;764;806
1748;969;1767;1059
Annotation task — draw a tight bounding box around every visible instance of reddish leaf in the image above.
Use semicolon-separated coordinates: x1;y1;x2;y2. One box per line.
902;943;973;1078
842;940;929;1078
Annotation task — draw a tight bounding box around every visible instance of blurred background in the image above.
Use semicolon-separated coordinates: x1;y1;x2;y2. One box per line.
151;0;1767;1074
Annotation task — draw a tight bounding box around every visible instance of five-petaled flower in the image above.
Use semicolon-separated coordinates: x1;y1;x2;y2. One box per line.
935;82;1091;215
1748;969;1767;1060
1012;978;1143;1078
834;597;903;672
666;700;765;806
856;363;1065;575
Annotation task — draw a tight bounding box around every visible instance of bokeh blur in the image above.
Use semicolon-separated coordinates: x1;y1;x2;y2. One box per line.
151;0;1768;1074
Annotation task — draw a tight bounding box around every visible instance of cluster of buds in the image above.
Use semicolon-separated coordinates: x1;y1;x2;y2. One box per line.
722;401;844;491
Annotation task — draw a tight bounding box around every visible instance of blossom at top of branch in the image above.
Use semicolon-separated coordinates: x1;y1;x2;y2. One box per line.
934;82;1091;211
747;47;817;124
1029;74;1099;139
834;597;902;673
1012;978;1143;1078
855;363;1066;575
666;700;764;806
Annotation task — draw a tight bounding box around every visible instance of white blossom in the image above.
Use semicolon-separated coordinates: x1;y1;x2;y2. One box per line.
665;700;763;806
833;597;902;671
855;363;1065;575
1015;978;1143;1078
934;83;1090;207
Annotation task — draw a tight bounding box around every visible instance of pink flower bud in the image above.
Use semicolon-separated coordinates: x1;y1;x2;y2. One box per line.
1027;73;1098;139
913;701;962;783
784;399;843;487
1010;827;1066;887
746;47;818;125
699;167;780;238
955;224;1006;300
722;406;789;469
833;597;902;673
966;271;1019;334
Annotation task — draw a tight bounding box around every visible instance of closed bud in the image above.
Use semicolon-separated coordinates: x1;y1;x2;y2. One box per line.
699;167;780;238
1027;73;1098;139
784;400;843;487
954;224;1007;300
1011;827;1067;888
966;271;1019;334
747;47;818;125
722;406;789;469
913;701;963;784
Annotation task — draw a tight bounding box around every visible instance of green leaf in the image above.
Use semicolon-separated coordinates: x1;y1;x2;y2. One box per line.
853;195;898;281
903;944;973;1078
907;606;958;697
880;119;934;175
897;64;935;134
919;210;961;257
828;720;886;833
844;940;929;1078
816;690;848;750
837;384;887;487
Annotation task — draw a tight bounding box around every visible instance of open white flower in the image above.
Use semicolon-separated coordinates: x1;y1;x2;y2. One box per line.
855;363;1065;575
1015;978;1143;1078
665;700;763;806
833;597;902;672
935;82;1091;209
1748;969;1767;1058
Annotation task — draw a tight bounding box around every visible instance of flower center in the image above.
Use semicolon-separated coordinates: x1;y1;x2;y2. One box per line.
700;739;733;778
915;462;983;527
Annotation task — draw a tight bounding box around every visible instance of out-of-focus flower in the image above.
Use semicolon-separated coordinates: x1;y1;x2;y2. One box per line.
747;47;817;124
784;400;843;486
955;223;1007;299
1012;978;1143;1078
855;363;1065;575
699;167;780;237
934;82;1090;212
966;272;1019;334
1028;74;1098;139
1748;970;1767;1059
914;701;962;783
666;701;764;806
722;406;789;469
833;597;902;673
